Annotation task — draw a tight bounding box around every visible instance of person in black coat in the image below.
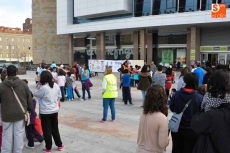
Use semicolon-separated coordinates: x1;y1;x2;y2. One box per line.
170;73;203;153
191;103;230;153
191;69;230;153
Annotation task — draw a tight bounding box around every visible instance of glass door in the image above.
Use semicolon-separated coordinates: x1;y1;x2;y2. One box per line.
200;53;208;66
218;53;226;65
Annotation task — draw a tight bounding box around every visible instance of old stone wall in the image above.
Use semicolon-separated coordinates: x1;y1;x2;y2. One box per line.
32;0;70;64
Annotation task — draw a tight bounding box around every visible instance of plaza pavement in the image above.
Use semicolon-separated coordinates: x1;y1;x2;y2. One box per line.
19;71;178;153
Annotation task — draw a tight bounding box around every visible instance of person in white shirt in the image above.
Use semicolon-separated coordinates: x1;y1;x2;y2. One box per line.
33;71;64;152
51;67;58;82
37;63;41;73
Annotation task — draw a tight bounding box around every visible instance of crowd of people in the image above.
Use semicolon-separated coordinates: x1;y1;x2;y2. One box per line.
1;58;230;153
135;61;230;153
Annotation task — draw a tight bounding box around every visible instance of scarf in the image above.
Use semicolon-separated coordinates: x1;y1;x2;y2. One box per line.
201;92;230;112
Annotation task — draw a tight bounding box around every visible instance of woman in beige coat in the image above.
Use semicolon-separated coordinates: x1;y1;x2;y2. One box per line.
136;85;170;153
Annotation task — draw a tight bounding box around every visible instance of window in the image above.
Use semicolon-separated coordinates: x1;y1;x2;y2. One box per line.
12;38;14;42
142;0;151;16
23;38;25;42
0;45;2;50
6;46;9;49
12;45;14;50
0;37;2;41
28;39;30;42
167;0;176;8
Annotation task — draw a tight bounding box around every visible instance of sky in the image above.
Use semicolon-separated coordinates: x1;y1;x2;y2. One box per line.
0;0;32;29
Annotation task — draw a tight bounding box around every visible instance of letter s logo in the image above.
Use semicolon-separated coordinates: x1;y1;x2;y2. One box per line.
212;4;220;13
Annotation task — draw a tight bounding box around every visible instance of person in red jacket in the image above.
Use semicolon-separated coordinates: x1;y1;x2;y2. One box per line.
165;70;172;97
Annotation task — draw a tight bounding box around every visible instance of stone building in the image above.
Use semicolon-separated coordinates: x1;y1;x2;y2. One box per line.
32;0;72;65
0;26;32;62
23;18;32;33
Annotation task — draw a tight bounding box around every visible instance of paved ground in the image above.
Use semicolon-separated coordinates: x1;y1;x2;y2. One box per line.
18;71;178;153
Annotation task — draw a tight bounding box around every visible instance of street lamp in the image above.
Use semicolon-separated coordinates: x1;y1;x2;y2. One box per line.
87;37;96;60
6;38;11;63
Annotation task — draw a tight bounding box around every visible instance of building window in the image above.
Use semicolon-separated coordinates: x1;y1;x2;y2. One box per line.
0;45;2;50
12;38;14;42
12;45;14;50
167;0;176;8
28;39;30;42
0;37;2;41
6;46;9;49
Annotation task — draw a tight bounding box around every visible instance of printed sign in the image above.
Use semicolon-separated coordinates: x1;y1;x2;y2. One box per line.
200;46;230;52
88;60;144;72
190;50;196;61
162;49;173;63
212;3;226;18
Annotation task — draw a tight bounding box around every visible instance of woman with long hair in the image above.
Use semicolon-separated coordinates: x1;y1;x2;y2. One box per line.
136;85;169;153
170;73;203;153
191;70;230;153
33;71;64;153
101;66;118;123
177;67;190;91
81;64;91;101
137;65;152;107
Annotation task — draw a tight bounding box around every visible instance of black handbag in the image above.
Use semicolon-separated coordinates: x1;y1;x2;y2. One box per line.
193;134;217;153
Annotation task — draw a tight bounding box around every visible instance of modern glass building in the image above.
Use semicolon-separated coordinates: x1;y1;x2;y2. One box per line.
57;0;230;66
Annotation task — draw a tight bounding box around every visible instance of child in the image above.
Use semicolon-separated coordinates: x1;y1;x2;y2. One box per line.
122;69;133;105
22;79;44;149
34;113;43;141
168;88;176;106
66;72;74;101
35;72;39;84
51;67;58;83
71;74;81;100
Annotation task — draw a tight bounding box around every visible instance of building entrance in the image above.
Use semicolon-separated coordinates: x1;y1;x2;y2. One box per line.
201;53;230;66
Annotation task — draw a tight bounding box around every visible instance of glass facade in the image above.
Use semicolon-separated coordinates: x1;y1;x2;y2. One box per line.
73;0;230;24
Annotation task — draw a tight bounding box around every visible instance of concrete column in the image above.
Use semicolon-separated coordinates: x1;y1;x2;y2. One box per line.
186;28;191;66
32;0;70;64
147;31;153;64
133;31;139;60
186;27;200;66
68;34;74;65
100;32;105;59
96;33;105;59
140;29;146;61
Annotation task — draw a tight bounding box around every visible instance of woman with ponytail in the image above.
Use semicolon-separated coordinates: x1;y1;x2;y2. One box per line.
33;71;65;153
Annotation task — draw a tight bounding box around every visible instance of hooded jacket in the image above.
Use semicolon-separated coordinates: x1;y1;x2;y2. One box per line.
0;76;32;122
137;72;152;91
191;104;230;153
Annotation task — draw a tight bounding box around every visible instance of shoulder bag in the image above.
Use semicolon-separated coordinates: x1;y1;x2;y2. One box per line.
11;87;30;126
169;99;192;132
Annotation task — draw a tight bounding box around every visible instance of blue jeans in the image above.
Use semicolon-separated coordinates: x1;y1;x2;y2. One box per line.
82;82;91;100
102;98;116;121
141;90;147;105
67;87;73;100
60;86;65;101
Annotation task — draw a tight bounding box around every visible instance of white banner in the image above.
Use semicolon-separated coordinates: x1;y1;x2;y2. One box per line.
88;60;144;72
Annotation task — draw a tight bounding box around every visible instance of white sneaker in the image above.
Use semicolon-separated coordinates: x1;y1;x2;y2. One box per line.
71;98;74;101
25;144;34;149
